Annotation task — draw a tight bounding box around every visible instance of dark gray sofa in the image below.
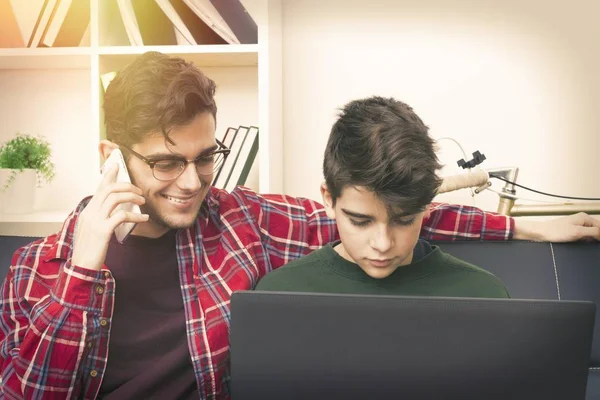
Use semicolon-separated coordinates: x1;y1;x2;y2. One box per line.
1;236;599;398
429;241;600;400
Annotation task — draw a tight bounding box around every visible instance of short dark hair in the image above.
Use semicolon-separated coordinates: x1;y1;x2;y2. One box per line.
323;96;443;215
103;51;217;147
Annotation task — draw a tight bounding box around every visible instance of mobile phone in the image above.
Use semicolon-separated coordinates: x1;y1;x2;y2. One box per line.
100;148;142;243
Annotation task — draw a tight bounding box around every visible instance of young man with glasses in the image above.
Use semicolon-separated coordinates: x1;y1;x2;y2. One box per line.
1;51;599;400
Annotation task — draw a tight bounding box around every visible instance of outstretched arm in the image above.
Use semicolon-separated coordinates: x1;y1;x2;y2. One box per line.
420;202;513;241
513;212;600;242
423;203;600;242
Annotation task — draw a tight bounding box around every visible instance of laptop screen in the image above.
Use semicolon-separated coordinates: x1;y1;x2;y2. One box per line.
230;291;595;400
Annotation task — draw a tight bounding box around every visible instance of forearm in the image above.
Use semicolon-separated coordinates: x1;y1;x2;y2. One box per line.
512;219;545;241
422;202;514;241
425;203;600;242
511;213;600;242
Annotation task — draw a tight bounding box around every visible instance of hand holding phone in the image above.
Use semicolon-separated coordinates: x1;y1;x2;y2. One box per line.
100;149;142;243
71;148;149;271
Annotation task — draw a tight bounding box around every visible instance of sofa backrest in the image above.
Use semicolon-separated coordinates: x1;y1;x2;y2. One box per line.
1;236;41;282
432;241;600;367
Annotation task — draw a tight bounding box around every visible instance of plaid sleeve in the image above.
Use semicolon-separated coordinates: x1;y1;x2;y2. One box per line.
420;202;514;241
237;188;339;270
0;251;104;398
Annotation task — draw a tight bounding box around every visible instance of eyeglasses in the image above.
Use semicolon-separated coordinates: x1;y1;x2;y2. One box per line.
120;139;230;181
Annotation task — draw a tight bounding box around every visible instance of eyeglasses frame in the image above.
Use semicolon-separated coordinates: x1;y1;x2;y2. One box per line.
119;139;231;181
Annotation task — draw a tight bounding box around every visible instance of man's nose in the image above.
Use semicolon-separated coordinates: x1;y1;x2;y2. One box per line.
176;162;202;191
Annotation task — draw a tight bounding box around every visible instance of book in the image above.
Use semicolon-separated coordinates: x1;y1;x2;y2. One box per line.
213;126;248;190
225;125;258;192
182;0;239;44
0;0;25;47
41;0;90;47
99;0;130;46
174;29;192;45
212;126;238;185
28;0;60;47
209;0;257;44
78;21;90;46
132;0;177;45
116;0;143;46
154;0;195;45
221;126;238;146
168;0;227;44
8;0;46;46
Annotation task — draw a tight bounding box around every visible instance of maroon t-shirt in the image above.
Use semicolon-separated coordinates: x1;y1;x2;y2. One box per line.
98;230;198;399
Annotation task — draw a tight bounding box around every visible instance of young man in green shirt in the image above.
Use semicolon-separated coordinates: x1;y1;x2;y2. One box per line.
256;96;509;298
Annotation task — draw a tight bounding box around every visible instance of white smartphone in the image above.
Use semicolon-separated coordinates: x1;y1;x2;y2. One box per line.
100;148;142;243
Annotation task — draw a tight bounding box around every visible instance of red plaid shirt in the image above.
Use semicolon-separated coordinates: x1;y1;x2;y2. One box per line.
0;187;513;399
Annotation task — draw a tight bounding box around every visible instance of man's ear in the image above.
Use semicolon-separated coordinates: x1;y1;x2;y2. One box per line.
320;182;336;220
99;140;119;164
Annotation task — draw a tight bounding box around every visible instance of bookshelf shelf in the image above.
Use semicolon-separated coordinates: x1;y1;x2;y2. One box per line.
98;44;258;72
98;44;259;55
0;47;92;69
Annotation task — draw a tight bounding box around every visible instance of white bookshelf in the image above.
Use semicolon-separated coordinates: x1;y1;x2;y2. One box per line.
98;44;259;64
0;47;92;69
0;0;282;237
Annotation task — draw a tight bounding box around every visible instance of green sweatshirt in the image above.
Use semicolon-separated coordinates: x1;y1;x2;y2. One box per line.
255;241;510;298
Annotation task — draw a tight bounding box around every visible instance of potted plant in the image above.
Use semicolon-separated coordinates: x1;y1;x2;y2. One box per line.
0;133;55;214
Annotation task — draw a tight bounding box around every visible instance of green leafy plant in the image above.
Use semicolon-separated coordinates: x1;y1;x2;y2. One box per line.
0;133;55;190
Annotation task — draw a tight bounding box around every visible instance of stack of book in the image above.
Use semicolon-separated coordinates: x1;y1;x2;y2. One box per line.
0;0;257;48
213;125;259;192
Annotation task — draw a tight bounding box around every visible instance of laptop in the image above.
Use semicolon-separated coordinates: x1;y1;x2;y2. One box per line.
230;291;595;400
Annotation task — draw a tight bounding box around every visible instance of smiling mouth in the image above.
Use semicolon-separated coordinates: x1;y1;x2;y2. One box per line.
161;194;196;204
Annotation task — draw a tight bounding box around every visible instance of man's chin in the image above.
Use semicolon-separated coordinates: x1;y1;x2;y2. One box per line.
153;211;200;230
166;218;198;230
143;206;202;231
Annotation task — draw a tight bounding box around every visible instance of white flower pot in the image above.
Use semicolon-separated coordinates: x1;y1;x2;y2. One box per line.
0;168;37;214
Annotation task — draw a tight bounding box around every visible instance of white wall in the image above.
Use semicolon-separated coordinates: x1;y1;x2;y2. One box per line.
0;69;95;213
281;0;600;213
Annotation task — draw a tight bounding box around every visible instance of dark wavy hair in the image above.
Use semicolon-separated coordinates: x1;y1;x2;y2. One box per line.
103;51;217;147
323;96;443;215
